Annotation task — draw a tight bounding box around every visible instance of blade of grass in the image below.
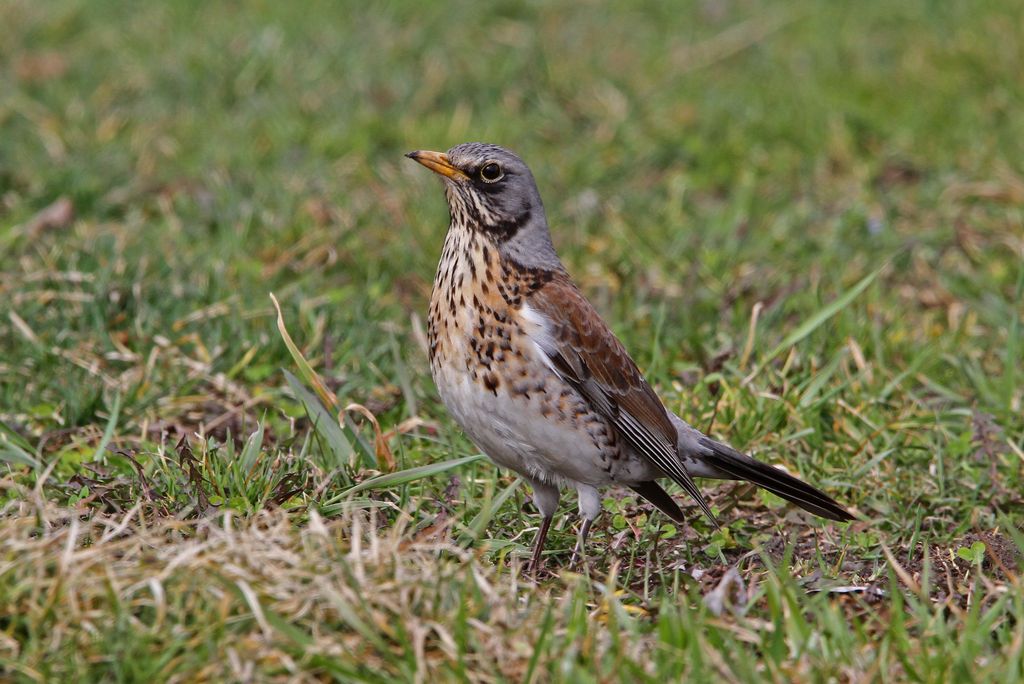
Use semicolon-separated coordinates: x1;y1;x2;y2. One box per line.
880;345;935;400
797;347;848;408
320;586;392;653
274;294;379;471
524;605;556;684
336;454;485;497
270;292;338;410
746;263;885;383
316;498;398;515
0;419;34;453
284;369;356;476
0;421;40;469
0;442;40;469
1003;265;1022;411
389;334;418;417
457;477;522;547
92;392;121;462
238;421;265;472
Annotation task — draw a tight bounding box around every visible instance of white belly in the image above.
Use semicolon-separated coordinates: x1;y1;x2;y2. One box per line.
432;361;611;487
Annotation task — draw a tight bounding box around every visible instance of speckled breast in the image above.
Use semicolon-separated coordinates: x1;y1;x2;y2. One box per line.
426;227;625;486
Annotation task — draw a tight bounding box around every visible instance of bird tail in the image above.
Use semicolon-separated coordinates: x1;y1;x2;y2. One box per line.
629;481;687;523
697;437;855;522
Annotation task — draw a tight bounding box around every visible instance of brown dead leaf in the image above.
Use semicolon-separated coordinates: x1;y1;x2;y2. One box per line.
382;416;435;442
703;566;748;616
343;403;396;471
25;196;74;237
15;51;68;82
302;197;338;227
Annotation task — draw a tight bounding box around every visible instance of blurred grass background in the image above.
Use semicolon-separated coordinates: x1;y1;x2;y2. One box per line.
1;0;1023;680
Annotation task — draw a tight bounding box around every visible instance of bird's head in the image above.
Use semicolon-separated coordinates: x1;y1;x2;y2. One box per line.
406;142;562;270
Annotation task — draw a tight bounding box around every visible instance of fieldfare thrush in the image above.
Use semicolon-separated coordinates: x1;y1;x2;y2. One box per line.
407;142;854;573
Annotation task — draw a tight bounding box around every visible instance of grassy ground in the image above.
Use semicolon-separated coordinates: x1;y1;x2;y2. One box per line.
2;0;1023;680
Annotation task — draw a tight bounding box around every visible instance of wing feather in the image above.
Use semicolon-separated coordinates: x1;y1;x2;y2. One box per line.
526;275;718;526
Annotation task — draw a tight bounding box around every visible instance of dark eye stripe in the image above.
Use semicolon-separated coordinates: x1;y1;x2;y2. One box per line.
488;207;530;242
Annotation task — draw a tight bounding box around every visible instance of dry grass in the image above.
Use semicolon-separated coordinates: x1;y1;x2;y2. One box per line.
1;502;660;682
4;496;1023;681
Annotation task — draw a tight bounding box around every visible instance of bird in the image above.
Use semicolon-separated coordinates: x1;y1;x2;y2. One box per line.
406;142;854;573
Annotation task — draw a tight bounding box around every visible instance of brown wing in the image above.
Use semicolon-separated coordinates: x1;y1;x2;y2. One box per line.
528;274;718;525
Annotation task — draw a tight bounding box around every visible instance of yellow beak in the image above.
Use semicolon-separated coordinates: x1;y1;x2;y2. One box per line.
405;150;468;181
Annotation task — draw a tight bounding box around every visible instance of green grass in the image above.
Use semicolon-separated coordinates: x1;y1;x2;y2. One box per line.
2;0;1023;680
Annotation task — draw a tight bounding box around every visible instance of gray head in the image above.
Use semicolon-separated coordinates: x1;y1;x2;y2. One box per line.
406;142;563;271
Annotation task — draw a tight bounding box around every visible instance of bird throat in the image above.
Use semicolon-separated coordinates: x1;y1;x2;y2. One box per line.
445;183;530;243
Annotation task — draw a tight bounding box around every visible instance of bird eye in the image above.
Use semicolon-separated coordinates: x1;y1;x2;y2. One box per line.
479;162;503;183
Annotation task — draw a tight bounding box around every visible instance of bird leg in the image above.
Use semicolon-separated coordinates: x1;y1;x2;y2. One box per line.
528;515;553;576
571;485;601;568
569;516;594;568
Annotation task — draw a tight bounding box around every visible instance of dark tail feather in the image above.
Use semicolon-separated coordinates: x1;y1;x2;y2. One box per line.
629;481;687;523
698;437;855;522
